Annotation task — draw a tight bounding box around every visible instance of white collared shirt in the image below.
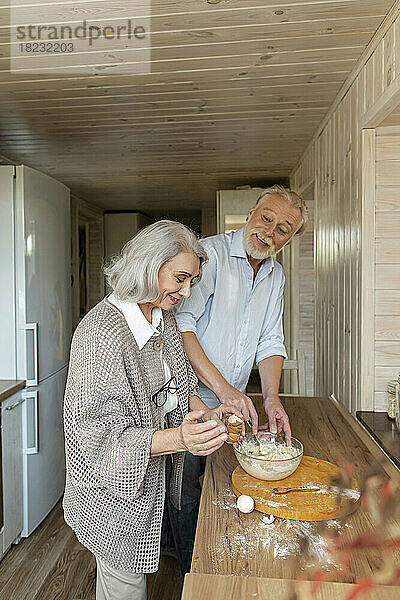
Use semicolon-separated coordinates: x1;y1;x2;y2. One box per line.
108;292;178;416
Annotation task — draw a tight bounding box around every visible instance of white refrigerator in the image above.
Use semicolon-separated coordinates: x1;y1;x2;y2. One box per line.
0;165;71;537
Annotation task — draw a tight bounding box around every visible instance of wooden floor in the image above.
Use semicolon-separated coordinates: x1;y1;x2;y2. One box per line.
0;502;183;600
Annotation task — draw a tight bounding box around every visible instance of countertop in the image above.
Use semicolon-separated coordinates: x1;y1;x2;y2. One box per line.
182;574;400;600
191;394;400;583
0;380;26;404
356;410;400;469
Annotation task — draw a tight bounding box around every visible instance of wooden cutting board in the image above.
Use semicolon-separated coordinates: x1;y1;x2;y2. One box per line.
231;455;360;521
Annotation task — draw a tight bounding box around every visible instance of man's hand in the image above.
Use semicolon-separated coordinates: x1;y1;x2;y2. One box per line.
181;332;258;433
215;382;258;434
259;396;291;444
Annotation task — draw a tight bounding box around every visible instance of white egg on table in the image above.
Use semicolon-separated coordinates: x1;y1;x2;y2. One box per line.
236;494;254;513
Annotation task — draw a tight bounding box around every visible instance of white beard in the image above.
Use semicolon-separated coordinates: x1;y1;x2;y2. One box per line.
243;229;275;260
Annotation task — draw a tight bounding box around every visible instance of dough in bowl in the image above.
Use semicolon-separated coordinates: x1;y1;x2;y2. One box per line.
239;437;299;460
233;435;303;481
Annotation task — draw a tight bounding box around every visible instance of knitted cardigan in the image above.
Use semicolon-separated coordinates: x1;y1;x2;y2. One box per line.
63;297;198;573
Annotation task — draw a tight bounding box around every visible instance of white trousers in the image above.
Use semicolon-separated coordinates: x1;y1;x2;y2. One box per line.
96;557;147;600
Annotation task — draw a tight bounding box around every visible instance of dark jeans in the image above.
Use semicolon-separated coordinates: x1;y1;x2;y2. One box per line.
162;452;206;576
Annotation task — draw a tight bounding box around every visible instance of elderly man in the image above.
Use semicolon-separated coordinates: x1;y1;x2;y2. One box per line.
175;184;307;436
169;185;308;573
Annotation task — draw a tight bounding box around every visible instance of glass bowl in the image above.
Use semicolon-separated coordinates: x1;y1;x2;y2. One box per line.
233;433;303;481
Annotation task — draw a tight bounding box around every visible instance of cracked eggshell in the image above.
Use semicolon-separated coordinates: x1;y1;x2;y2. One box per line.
236;494;255;513
262;514;275;524
228;414;244;425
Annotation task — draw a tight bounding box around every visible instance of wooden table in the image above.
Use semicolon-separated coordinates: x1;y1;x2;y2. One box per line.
191;395;400;583
182;574;400;600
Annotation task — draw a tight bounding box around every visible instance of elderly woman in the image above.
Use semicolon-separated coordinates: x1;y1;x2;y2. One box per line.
63;220;241;600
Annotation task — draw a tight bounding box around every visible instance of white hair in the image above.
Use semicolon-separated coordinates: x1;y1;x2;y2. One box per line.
256;184;309;234
104;220;208;302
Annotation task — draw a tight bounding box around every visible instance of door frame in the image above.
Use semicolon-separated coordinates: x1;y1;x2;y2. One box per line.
359;129;376;410
359;80;400;410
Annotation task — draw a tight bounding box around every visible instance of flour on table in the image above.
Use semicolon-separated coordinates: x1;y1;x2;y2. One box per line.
321;485;360;500
210;487;352;576
211;488;237;510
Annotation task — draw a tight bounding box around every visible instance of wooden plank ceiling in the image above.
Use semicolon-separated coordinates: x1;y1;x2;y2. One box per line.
0;0;395;214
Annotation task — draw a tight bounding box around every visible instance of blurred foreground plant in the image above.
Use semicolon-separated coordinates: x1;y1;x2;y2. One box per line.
290;450;400;600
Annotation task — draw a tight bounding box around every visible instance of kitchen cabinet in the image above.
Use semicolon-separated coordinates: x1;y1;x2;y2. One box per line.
1;390;24;560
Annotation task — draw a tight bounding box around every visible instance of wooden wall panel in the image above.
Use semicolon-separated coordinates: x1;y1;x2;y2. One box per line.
291;5;400;413
360;129;376;411
375;239;400;263
367;127;400;410
376;289;400;314
375;341;400;365
298;189;314;395
395;16;400;77
364;57;375;112
384;24;395;90
292;98;361;411
375;315;400;340
373;40;385;102
374;392;387;411
375;264;400;288
376;135;400;159
376;162;400;185
88;217;105;309
70;198;80;331
375;366;400;390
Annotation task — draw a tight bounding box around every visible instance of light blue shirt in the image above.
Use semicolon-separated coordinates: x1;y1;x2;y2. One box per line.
174;227;287;408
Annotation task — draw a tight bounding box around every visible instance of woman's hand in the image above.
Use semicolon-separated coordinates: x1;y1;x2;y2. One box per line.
203;404;246;440
175;410;228;456
202;404;244;427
